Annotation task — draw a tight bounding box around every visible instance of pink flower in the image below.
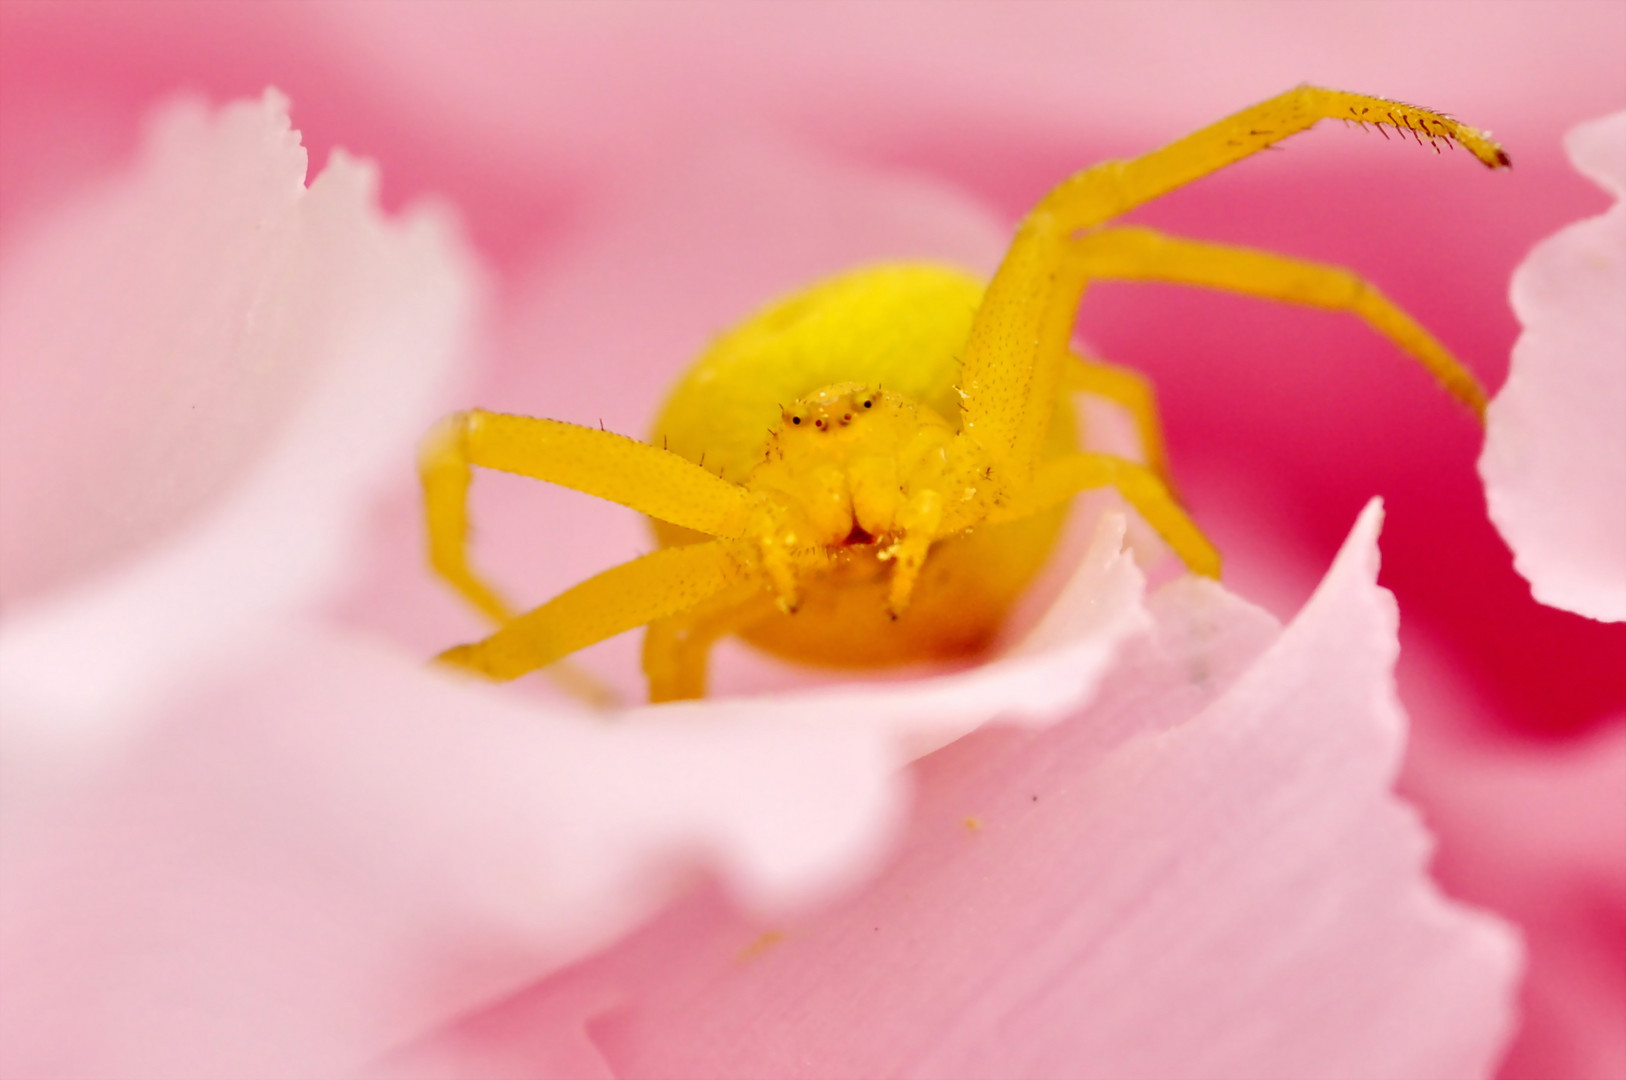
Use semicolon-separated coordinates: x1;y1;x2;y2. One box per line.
2;5;1622;1078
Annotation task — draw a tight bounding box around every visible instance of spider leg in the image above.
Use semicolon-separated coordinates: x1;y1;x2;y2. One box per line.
882;488;946;617
438;541;758;682
1069;227;1489;418
1036;87;1506;237
420;409;755;622
958;86;1506;477
642;583;778;703
1063;353;1173;484
985;452;1220;578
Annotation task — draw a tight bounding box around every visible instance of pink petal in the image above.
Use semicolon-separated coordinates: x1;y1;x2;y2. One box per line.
0;91;476;748
0;626;908;1079
0;514;1153;1080
402;502;1521;1080
1481;112;1626;622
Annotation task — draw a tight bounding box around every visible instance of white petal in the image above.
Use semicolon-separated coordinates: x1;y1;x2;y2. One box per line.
0;92;479;771
0;622;903;1079
1481;111;1626;621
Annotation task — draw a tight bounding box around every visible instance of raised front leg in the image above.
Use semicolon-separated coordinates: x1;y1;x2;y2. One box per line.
957;87;1507;479
420;409;756;622
1036;87;1507;236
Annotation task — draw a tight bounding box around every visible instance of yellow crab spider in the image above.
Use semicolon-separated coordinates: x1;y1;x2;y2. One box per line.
422;86;1507;702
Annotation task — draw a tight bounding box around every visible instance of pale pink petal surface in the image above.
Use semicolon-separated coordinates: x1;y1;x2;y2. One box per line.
0;503;1152;1080
0;627;902;1079
396;503;1520;1080
1481;112;1626;622
0;91;475;749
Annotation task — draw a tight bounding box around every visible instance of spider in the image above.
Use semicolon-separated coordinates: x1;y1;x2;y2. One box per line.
421;86;1507;703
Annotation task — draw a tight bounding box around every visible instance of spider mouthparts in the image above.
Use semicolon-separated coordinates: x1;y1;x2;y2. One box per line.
843;524;876;546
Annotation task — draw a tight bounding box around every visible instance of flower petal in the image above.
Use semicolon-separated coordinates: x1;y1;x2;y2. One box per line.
0;515;1149;1080
400;500;1521;1080
0;91;477;755
1481;111;1626;622
0;624;908;1080
0;518;1151;1080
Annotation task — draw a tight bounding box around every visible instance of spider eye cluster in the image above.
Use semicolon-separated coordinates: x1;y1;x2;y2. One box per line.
780;384;885;435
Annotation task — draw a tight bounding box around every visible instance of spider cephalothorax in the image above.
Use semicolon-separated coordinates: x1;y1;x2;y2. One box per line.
762;384;959;547
422;86;1506;702
754;382;974;601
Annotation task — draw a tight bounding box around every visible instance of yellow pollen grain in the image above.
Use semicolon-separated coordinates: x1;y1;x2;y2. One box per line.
735;929;786;963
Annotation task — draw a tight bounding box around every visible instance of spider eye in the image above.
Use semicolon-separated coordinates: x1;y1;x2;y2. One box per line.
814;418;825;428
791;416;801;425
862;399;873;409
842;413;852;422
